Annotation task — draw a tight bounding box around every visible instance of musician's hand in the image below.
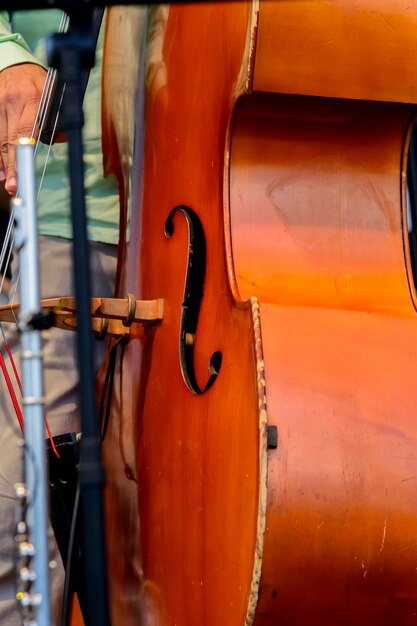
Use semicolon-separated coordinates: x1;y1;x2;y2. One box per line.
0;63;47;195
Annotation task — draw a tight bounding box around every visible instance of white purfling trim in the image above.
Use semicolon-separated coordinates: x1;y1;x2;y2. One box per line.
245;297;268;626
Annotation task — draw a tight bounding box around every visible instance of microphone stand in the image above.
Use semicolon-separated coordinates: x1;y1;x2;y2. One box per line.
45;9;111;625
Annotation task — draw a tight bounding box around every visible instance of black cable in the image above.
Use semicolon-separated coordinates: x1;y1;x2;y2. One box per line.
61;478;80;626
99;335;128;441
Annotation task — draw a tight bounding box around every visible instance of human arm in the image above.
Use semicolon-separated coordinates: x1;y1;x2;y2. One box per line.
0;12;47;194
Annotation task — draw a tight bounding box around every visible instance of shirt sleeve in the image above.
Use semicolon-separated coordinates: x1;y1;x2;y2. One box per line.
0;12;44;71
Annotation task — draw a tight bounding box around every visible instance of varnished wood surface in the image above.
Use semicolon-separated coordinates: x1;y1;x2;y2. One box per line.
230;93;416;314
102;5;146;295
230;91;417;623
95;2;417;624
254;0;417;103
98;8;148;625
70;596;84;626
124;3;262;624
253;304;417;624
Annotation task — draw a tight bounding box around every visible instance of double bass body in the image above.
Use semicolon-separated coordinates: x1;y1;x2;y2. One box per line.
101;1;417;624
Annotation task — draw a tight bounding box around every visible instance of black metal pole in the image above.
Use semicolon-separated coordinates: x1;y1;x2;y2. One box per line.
47;11;110;626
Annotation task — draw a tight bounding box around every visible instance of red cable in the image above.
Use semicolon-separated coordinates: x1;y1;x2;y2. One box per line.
44;417;60;458
5;341;23;395
2;339;60;458
0;351;24;431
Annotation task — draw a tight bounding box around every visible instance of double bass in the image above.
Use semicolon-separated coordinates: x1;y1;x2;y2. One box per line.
81;0;417;624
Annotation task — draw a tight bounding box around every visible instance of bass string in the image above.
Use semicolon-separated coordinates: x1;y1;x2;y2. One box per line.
0;52;61;298
2;10;69;303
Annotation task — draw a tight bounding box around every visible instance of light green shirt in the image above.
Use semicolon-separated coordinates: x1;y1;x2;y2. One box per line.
0;10;120;245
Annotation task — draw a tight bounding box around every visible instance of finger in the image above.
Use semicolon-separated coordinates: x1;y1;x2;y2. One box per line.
1;86;25;194
0;109;7;183
7;97;45;195
5;161;17;195
0;155;5;183
5;96;37;195
4;108;21;195
19;95;42;140
0;136;11;192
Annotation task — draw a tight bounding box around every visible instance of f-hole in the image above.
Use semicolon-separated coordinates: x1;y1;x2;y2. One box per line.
165;205;222;395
